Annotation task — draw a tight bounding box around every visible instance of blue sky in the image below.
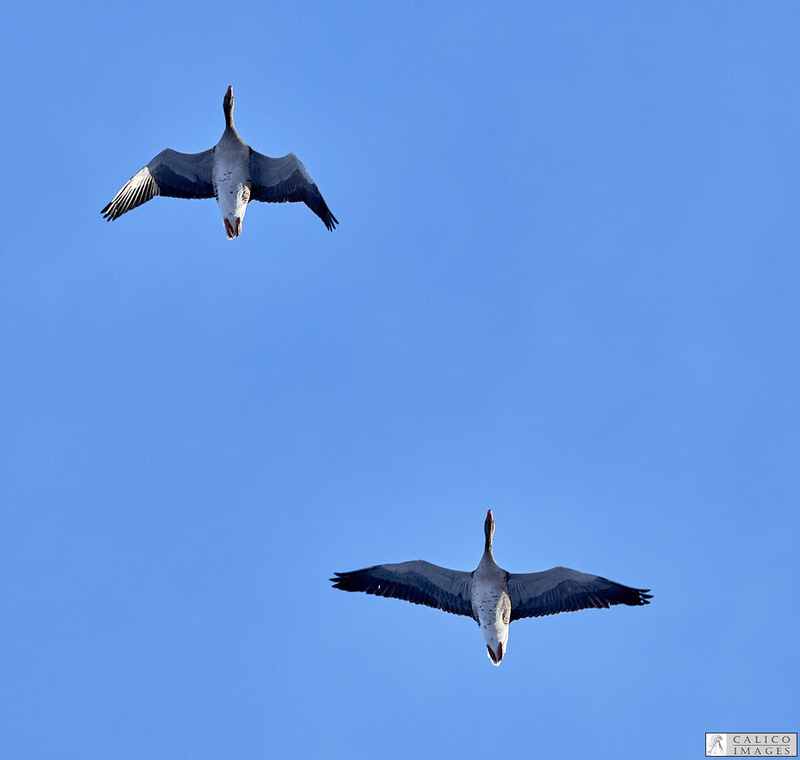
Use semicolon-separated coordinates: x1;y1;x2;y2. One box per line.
2;2;799;758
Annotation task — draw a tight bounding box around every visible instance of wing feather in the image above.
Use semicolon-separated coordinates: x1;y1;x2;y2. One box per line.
101;148;215;221
508;566;652;621
250;150;337;230
331;560;474;617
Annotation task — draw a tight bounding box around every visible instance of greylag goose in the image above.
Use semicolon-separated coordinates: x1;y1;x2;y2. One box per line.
101;86;337;239
332;510;652;666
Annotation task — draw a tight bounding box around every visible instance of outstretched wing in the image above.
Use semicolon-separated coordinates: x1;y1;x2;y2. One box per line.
249;150;338;230
507;566;652;622
101;148;215;221
331;560;474;617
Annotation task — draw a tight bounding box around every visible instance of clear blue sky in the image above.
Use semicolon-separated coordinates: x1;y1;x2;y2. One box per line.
2;2;799;758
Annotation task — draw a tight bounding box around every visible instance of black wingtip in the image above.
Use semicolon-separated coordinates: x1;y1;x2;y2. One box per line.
330;572;348;588
101;201;119;221
330;571;355;590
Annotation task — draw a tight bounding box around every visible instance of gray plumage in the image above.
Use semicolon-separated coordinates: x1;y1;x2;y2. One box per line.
332;510;651;665
102;86;337;238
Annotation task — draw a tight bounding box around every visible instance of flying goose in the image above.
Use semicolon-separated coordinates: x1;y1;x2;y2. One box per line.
101;86;337;239
332;510;651;665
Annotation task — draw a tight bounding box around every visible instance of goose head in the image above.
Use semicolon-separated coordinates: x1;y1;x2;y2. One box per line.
223;86;235;128
484;509;495;554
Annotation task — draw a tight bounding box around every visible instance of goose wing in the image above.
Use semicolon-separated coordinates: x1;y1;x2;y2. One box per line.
101;148;215;221
507;566;652;621
331;560;474;617
249;151;338;230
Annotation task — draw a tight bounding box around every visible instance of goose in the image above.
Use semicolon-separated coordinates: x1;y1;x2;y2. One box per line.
331;510;652;665
101;86;337;239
